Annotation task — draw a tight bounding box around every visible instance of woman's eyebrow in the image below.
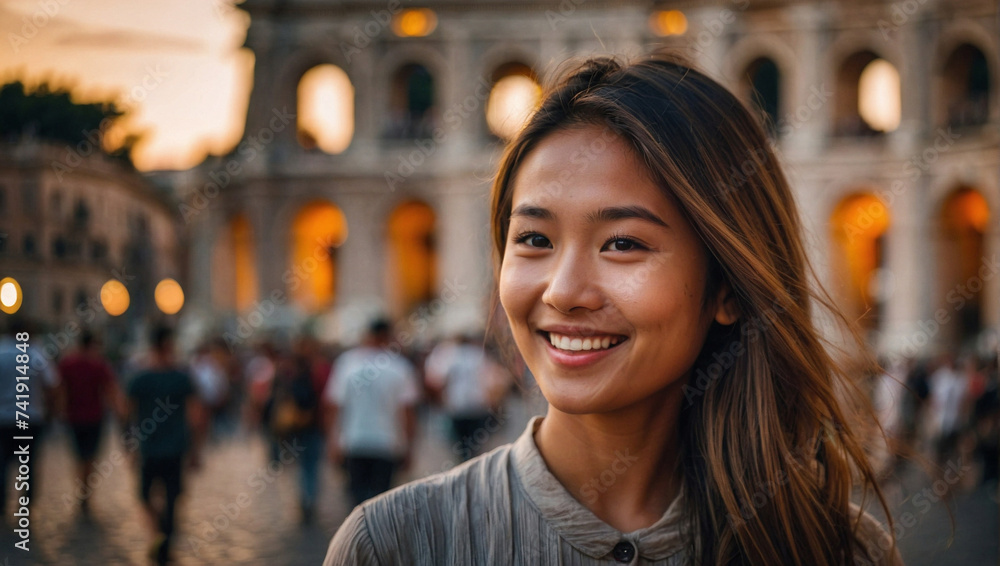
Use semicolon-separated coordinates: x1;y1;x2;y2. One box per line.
587;206;670;229
510;204;670;228
510;204;554;220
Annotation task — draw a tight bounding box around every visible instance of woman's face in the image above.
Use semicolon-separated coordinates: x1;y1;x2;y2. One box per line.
499;124;735;414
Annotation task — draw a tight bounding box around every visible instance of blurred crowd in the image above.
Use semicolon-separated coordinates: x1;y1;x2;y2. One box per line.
0;317;518;564
871;352;1000;488
2;314;998;564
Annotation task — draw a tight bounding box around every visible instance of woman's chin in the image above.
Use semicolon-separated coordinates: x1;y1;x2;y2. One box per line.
536;378;623;415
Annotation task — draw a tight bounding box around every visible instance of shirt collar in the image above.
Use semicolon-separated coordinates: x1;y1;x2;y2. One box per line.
510;416;688;561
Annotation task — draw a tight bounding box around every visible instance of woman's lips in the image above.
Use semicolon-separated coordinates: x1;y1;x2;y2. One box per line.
538;331;627;368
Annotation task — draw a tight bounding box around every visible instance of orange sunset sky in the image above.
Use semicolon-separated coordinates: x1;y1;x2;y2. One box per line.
0;0;253;171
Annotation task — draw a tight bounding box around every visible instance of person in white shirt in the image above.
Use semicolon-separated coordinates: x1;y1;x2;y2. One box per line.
323;318;419;506
425;334;509;460
930;355;969;462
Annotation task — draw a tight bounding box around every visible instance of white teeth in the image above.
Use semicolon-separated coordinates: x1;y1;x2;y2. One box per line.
547;332;623;352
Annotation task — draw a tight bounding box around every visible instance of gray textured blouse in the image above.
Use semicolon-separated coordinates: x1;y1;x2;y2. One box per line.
324;417;900;565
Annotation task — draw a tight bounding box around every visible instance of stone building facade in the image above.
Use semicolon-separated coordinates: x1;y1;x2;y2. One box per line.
180;0;999;356
0;141;181;342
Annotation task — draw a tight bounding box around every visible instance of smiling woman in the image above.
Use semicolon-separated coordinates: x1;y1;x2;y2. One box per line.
324;53;902;566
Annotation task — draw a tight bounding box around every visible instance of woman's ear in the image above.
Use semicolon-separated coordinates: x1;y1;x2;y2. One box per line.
713;281;741;326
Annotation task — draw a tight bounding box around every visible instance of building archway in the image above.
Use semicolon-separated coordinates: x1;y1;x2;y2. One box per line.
941;43;991;127
741;57;781;135
834;51;900;135
385;201;437;315
386;63;437;139
486;62;541;141
212;214;258;312
938;187;990;347
296;64;354;153
289;201;348;313
386;201;437;316
830;193;891;332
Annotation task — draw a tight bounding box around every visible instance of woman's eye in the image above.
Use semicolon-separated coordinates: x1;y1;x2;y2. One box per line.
514;233;551;248
604;237;642;252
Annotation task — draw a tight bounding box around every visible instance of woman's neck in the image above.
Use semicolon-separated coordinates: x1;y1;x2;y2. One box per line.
534;391;684;533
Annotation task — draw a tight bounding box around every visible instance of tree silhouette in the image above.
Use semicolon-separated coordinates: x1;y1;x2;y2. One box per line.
0;81;135;165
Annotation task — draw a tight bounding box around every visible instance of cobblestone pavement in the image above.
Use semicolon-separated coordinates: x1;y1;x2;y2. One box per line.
0;393;995;565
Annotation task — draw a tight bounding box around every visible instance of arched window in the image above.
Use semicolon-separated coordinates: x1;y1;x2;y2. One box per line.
386;201;437;315
486;63;541;140
939;188;990;346
834;52;900;135
830;193;891;332
386;63;436;139
289;201;348;312
742;57;781;135
942;44;991;127
297;64;354;153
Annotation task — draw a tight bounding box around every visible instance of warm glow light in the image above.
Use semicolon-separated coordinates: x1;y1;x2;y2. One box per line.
940;188;990;321
858;59;901;132
155;278;185;315
291;202;348;312
388;202;437;313
392;8;437;37
944;189;990;233
297;65;354;154
100;280;130;316
214;215;258;312
0;277;23;314
831;194;890;322
487;75;542;140
650;10;688;36
233;215;258;312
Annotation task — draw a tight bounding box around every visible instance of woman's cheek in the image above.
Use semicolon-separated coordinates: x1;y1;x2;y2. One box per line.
499;262;534;318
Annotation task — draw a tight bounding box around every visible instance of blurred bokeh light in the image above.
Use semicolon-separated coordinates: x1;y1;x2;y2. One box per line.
100;279;130;316
650;10;688;36
392;8;437;37
0;277;23;314
155;278;185;314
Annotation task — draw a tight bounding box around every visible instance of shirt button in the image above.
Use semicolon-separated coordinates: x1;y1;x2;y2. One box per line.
612;541;636;563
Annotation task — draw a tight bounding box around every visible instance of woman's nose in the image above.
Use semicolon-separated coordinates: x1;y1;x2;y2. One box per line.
541;247;605;314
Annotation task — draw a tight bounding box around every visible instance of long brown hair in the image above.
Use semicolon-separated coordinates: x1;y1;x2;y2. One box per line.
489;54;894;565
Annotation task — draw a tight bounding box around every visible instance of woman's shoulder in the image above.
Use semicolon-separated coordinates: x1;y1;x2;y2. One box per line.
371;441;515;513
324;442;517;566
849;503;904;566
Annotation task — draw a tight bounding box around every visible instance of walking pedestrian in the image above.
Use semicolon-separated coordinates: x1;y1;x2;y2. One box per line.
323;318;419;507
126;325;205;565
56;329;123;517
425;333;509;460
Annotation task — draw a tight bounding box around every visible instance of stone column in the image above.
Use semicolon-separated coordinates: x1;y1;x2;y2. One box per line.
434;177;492;338
241;188;299;337
334;192;387;342
879;173;927;358
783;4;829;160
186;208;218;315
983;202;1000;339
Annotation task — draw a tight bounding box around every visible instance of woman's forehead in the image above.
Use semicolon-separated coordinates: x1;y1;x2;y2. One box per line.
509;125;675;218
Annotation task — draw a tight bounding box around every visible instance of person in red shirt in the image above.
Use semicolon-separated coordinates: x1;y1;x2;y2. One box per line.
57;329;123;516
